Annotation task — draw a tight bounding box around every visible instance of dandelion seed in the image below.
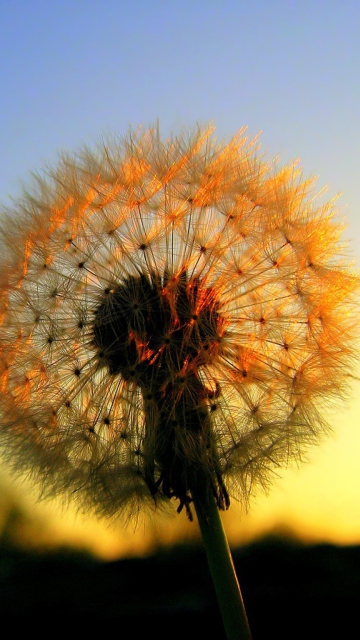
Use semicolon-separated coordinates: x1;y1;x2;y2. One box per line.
0;124;358;528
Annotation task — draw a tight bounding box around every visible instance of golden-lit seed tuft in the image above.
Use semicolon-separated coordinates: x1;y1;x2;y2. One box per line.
0;124;358;521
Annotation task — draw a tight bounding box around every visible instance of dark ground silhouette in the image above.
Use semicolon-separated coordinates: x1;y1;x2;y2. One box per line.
0;535;359;638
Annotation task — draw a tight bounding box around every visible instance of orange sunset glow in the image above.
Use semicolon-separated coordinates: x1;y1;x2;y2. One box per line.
1;370;359;562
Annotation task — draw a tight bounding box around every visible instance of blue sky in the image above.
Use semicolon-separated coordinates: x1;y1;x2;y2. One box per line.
1;0;360;552
1;1;360;236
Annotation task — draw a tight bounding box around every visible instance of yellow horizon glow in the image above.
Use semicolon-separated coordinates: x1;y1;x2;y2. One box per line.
1;386;359;561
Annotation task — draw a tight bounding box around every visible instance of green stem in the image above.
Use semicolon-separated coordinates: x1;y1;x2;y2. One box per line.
191;482;252;640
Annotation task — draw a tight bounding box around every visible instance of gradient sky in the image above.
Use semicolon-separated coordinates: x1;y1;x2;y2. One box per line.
1;0;360;558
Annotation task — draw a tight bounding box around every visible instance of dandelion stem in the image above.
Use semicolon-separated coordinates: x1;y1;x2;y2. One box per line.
192;481;252;640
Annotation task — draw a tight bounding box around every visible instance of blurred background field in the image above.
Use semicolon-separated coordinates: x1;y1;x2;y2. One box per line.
1;525;359;639
1;485;360;638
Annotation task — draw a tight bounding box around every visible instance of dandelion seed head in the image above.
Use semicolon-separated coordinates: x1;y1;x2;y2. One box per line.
0;124;358;521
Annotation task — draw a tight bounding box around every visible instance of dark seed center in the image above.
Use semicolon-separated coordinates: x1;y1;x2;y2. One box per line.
92;270;223;384
92;269;228;517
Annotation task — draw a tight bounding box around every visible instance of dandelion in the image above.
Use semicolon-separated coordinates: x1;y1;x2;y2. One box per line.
0;124;358;638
